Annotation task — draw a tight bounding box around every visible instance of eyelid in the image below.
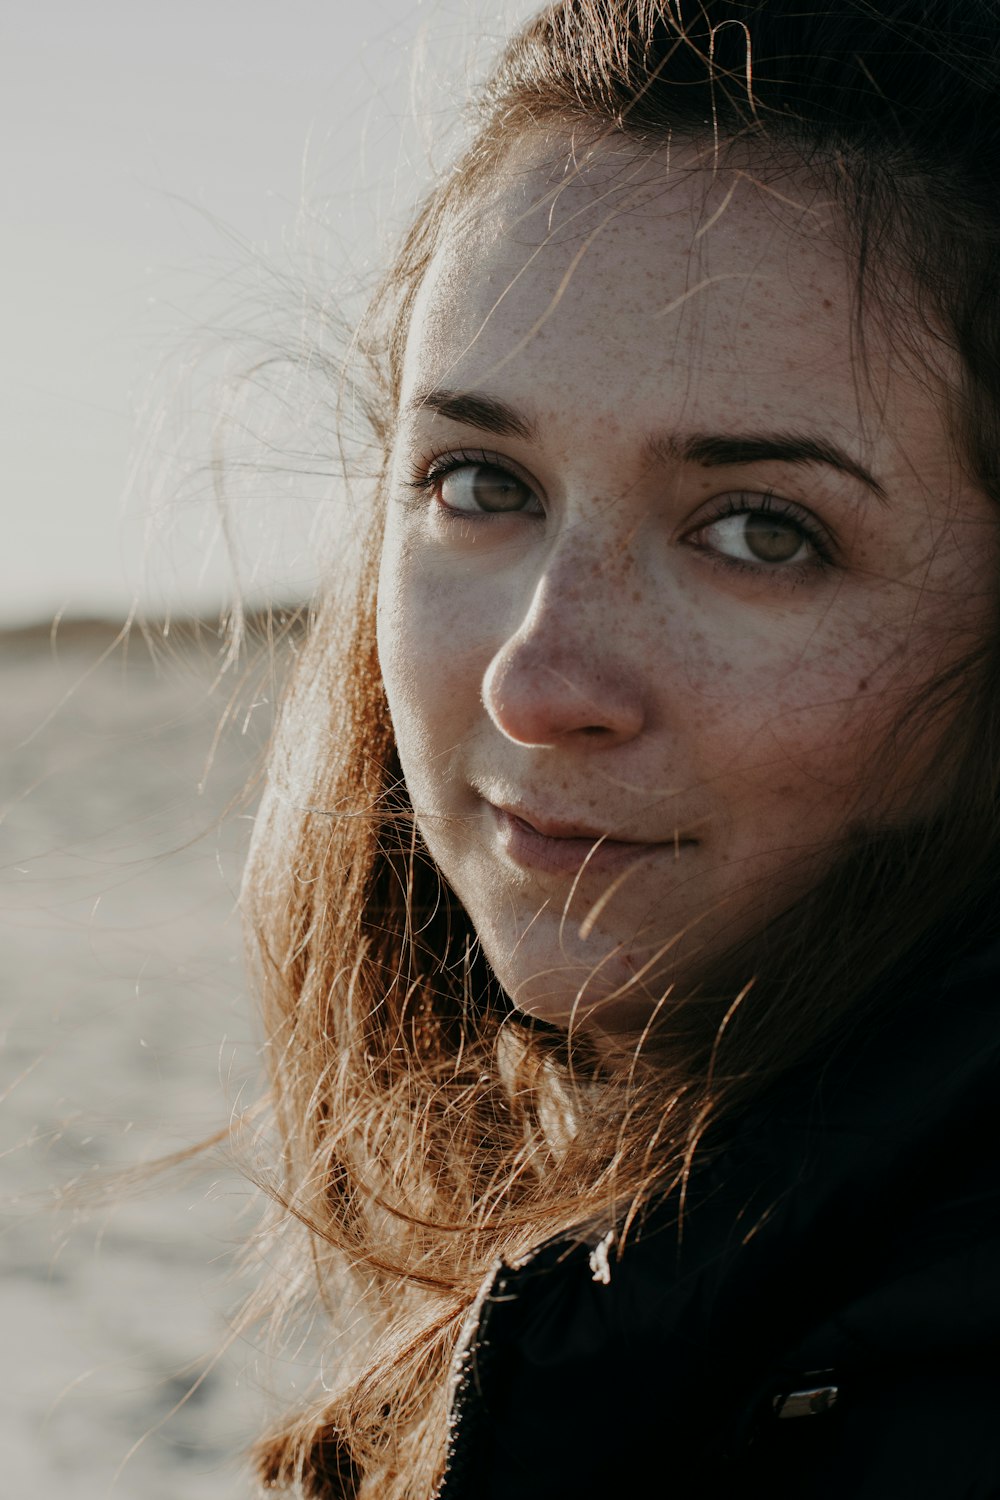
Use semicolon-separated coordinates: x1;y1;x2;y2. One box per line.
408;446;535;486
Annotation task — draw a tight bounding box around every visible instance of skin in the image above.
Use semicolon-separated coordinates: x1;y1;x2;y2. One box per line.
376;136;997;1032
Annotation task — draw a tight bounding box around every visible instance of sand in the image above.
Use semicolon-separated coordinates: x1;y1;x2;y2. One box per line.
1;618;308;1500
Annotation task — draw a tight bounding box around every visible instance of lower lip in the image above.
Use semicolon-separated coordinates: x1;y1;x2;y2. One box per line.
490;805;679;877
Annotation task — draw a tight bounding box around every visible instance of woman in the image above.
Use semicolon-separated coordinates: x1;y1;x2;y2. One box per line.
246;1;1000;1495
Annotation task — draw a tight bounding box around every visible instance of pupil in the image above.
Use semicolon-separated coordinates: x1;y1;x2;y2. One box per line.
744;512;803;563
471;464;522;510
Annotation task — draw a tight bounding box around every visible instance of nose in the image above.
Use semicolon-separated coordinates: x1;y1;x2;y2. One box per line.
481;555;648;748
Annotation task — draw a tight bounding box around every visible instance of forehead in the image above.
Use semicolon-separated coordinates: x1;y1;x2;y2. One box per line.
399;137;951;466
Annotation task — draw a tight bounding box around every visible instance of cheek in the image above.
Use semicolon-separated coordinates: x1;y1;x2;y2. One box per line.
673;598;934;820
376;537;488;784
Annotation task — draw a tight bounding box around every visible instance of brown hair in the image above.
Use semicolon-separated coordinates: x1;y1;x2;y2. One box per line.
243;2;1000;1494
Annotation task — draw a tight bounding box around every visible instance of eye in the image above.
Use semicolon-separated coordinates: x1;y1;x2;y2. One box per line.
406;452;543;517
689;496;831;570
441;462;538;514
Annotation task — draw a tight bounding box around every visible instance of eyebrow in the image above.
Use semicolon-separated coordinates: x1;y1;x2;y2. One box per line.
649;432;887;500
406;386;537;441
405;386;887;499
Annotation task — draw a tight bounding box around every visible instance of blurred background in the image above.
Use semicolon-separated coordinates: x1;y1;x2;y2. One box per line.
1;3;535;1495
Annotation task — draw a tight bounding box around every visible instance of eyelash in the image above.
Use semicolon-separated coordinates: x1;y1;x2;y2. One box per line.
403;449;835;571
404;448;520;497
691;490;835;570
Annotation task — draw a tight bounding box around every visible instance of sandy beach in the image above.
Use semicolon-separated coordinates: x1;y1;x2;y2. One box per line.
1;617;305;1499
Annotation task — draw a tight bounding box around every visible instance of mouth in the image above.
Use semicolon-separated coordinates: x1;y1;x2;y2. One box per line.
488;802;694;878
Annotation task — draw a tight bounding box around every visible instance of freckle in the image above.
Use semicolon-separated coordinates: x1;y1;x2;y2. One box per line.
857;678;869;692
822;298;833;309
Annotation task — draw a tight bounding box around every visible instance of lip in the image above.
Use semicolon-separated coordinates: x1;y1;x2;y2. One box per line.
489;802;684;878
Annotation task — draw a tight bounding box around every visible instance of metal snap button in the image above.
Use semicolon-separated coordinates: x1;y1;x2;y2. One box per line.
772;1383;839;1419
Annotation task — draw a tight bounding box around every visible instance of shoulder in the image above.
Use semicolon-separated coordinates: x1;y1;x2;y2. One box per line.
439;1235;660;1499
437;951;1000;1498
441;1226;1000;1500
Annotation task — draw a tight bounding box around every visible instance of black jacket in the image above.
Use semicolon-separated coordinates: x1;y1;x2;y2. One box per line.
437;948;1000;1498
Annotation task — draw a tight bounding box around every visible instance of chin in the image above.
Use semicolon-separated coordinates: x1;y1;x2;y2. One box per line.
501;942;677;1036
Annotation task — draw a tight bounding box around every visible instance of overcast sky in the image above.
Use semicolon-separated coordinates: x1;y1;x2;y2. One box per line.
4;0;538;627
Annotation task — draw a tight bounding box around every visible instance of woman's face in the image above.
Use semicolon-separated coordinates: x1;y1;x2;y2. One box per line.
377;139;996;1031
